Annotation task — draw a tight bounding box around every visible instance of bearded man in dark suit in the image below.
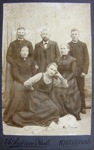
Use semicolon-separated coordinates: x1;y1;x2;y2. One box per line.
68;28;89;114
34;28;60;72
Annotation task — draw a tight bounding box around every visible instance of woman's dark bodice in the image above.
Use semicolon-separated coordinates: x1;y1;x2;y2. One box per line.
35;75;53;94
12;57;36;83
57;55;76;80
16;57;34;77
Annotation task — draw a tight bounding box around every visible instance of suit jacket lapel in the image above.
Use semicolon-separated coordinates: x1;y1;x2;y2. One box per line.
77;40;81;47
47;40;51;49
39;41;45;50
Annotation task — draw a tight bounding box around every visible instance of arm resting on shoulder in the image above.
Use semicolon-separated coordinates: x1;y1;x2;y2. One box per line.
24;73;42;87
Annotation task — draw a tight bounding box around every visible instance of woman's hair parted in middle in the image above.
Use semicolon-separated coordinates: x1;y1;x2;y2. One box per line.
46;62;58;70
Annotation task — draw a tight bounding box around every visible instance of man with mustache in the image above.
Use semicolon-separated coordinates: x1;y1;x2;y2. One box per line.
34;28;60;72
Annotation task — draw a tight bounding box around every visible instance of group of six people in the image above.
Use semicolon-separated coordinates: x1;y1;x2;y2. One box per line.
3;27;89;127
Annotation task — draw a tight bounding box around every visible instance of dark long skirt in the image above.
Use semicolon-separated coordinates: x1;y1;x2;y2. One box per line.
3;81;30;125
12;89;59;127
51;78;81;120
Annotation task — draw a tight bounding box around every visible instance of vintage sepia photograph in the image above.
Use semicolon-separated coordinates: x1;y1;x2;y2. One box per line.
2;2;92;136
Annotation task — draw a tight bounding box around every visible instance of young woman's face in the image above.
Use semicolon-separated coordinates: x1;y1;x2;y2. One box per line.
47;64;57;76
60;45;69;56
20;47;29;58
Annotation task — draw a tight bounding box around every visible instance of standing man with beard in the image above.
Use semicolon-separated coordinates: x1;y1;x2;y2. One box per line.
34;28;60;72
68;28;89;114
6;27;34;77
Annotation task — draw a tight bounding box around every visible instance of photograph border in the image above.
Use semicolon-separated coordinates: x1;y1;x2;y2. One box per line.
0;0;94;150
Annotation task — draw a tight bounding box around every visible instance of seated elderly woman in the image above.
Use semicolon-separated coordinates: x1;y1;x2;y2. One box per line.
3;46;36;126
9;62;68;127
51;43;81;120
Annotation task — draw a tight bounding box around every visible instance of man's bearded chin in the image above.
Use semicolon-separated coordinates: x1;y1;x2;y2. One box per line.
43;37;48;41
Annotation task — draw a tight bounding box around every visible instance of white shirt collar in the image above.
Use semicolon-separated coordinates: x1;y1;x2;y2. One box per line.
72;40;78;43
43;40;49;44
18;38;24;41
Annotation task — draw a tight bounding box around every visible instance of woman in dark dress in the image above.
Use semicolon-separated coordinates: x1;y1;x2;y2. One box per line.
11;62;68;127
52;43;81;120
3;46;36;125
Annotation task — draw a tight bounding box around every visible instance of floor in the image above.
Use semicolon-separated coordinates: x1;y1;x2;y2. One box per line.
2;109;91;136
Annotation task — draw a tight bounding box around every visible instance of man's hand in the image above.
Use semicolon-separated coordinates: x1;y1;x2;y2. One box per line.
35;65;39;70
81;72;87;77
